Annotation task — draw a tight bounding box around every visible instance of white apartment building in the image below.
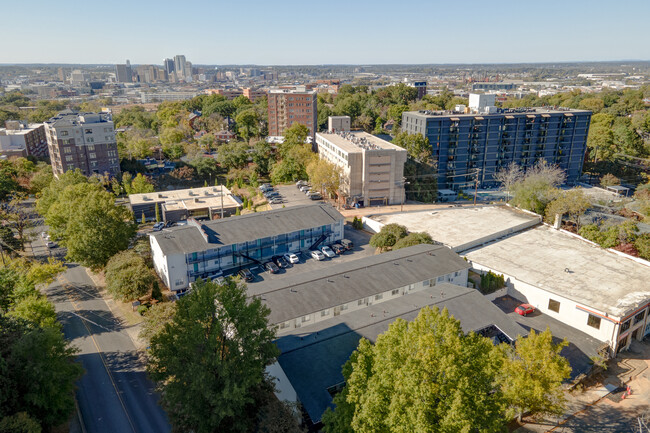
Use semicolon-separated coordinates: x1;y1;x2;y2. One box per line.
315;130;407;206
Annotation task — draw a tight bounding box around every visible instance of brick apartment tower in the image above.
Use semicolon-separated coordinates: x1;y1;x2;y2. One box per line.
267;87;317;138
44;110;121;178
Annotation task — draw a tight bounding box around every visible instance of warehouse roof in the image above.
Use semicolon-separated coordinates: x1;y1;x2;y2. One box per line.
150;203;343;255
250;244;470;325
276;283;527;423
464;225;650;318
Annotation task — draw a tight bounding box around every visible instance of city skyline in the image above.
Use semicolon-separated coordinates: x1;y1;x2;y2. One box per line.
2;0;650;65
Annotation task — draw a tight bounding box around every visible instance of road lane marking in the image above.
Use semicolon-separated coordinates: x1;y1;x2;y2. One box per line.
58;276;138;433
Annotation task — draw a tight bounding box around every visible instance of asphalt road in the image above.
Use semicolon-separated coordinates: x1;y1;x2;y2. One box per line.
45;265;170;433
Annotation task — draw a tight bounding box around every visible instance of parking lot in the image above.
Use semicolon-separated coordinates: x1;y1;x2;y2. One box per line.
267;184;327;209
235;225;374;285
493;295;602;379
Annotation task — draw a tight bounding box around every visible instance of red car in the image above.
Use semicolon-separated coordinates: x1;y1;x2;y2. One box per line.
515;304;535;316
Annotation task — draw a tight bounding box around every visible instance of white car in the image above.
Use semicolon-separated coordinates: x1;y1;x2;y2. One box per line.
46;241;57;248
284;253;300;264
311;250;325;261
321;246;336;258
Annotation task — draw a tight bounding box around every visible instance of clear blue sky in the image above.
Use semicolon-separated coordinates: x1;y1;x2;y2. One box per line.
2;0;649;65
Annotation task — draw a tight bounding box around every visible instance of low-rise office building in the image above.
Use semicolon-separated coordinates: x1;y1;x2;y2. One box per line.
149;203;344;290
129;186;241;222
315;130;407;206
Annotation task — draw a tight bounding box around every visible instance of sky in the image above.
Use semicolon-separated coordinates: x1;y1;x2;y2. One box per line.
2;0;649;65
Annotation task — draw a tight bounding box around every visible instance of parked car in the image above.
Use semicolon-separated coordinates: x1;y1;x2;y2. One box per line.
321;245;336;258
299;186;311;193
264;191;280;198
515;304;536;316
164;221;176;228
264;261;280;274
273;255;290;268
296;180;308;187
41;231;47;239
340;239;353;250
153;222;165;231
331;243;345;255
311;250;325;261
309;194;322;200
238;268;254;282
46;241;57;248
270;197;283;204
284;253;300;264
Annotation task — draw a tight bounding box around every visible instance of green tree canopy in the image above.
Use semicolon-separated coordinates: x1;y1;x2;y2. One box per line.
105;251;156;302
369;223;408;252
217;141;249;171
392;232;434;250
322;306;507;433
146;279;279;433
392;132;431;163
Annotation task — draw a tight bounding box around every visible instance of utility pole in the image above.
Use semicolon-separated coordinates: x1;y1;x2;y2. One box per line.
473;169;480;206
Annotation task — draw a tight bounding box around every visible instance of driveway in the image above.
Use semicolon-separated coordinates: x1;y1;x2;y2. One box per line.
45;265;170;433
493;295;602;380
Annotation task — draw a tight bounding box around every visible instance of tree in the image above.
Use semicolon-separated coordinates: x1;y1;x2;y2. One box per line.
139;302;177;344
323;307;507;433
600;173;620;187
500;328;571;422
278;123;310;158
36;169;88;217
169;166;195;181
392;232;434;250
44;183;136;269
217;141;249;170
128;173;155;195
0;316;83;430
369;223;408;252
105;251;155;302
544;189;591;229
191;156;218;178
147;279;279;433
510;161;565;215
306;159;342;198
392;132;431;164
0;226;21;253
235;109;259;143
251;141;273;175
7;295;59;329
0;160;21;201
0;412;42;433
494;162;524;200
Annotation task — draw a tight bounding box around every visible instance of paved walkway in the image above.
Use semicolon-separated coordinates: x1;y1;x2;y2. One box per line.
515;340;650;433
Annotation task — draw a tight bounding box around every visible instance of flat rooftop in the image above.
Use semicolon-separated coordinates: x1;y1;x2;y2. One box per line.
250;244;470;325
276;283;527;423
405;107;592;119
368;205;540;252
150;203;343;255
129;185;240;208
464;225;650;318
316;131;407;154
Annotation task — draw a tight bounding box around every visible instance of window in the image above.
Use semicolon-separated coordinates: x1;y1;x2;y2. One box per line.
174;279;183;286
301;315;311;323
634;310;646;325
64;147;72;154
437;276;444;282
321;309;330;317
340;303;348;311
357;299;364;306
87;138;94;143
87;145;95;151
621;320;631;333
89;153;96;159
548;299;560;313
85;128;93;134
375;294;383;301
60;130;68;136
587;314;601;330
391;289;399;296
65;155;73;162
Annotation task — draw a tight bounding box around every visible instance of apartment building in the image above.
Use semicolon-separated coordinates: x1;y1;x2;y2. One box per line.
44;110;120;177
315;130;407;206
0;121;48;158
401;107;591;190
268;87;317;138
243;87;267;102
149;203;344;290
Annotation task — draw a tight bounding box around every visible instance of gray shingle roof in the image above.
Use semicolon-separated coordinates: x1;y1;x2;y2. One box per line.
275;283;527;423
251;244;470;325
150;203;344;255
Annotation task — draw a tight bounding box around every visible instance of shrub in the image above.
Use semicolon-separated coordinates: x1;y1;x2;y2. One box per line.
600;173;620;188
137;305;149;315
352;216;364;230
479;271;505;294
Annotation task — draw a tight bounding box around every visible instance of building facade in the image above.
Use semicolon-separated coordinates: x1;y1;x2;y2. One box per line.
129;186;242;222
268;87;317;138
315;130;407;206
401;108;591;190
327;116;350;132
44;110;120;177
149;204;344;290
115;61;132;83
0;122;48;158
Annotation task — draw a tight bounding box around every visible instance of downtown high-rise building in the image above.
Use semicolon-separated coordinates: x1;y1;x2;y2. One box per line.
163;58;175;76
115;60;132;83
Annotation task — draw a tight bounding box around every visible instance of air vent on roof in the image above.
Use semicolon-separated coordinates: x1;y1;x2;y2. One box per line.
343;275;349;278
327;279;334;283
393;262;399;265
290;288;297;293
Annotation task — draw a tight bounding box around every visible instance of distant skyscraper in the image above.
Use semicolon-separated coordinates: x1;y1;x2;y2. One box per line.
163;58;175;75
174;55;187;80
115;59;132;83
